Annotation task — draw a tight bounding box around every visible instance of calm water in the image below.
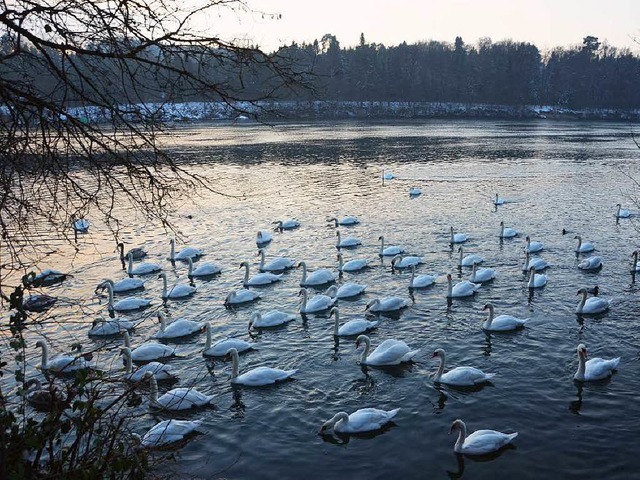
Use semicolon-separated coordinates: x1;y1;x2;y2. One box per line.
14;119;640;479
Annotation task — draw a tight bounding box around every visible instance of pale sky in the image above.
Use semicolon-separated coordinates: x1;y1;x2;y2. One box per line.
206;0;640;53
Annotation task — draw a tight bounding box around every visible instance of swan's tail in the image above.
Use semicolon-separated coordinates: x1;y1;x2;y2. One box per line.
404;349;420;361
387;408;401;419
507;432;519;443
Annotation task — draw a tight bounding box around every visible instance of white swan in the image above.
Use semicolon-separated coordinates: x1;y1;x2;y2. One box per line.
458;247;483;267
35;340;89;373
378;236;404;257
298;261;336;286
574;344;620;381
154;312;203;339
117;242;146;262
123;332;176;362
23;294;57;312
320;408;400;434
299;288;335;314
481;303;528;331
72;217;90;232
616;203;631;218
327;216;359;226
337;252;369;272
355;335;419;366
227;348;297;386
499;221;518;238
409;264;436;288
144;372;214;410
25;379;67;411
99;278;144;293
159;272;196;300
258;248;295;272
450;419;518;455
383;171;394;180
135;418;203;448
574;235;595;253
330;307;378;337
325;283;367;299
431;348;495;386
127;253;162;276
88;317;134;337
203;322;254;356
390;254;423;270
365;296;410;313
24;269;71;287
121;347;176;382
493;193;504;206
274;219;301;230
575;287;609;314
470;262;496;283
521;251;548;272
527;267;547;289
256;230;273;246
224;289;261;306
240;261;282;286
524;236;544;253
446;274;480;298
104;282;152;311
578;255;602;271
631;251;640;272
168;238;203;262
450;226;468;244
249;311;296;329
336;230;361;248
409;187;422;196
186;257;221;277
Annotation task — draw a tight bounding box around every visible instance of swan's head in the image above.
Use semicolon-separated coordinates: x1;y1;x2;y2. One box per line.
256;248;265;256
223;347;239;362
325;285;338;298
577;344;588;358
329;307;338;318
449;419;464;435
390;255;402;268
616;203;622;207
574;235;581;240
355;334;368;349
450;226;454;233
364;299;378;311
239;261;248;269
378;235;384;241
141;371;154;381
431;348;445;359
500;221;504;226
248;313;260;330
35;340;46;349
446;273;452;281
158;273;167;280
482;303;493;311
296;261;306;269
576;287;587;296
224;292;234;306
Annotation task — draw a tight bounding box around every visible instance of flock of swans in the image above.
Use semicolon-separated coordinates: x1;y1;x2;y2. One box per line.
20;190;636;460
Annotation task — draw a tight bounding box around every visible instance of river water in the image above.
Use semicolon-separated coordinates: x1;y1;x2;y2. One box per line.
14;119;640;479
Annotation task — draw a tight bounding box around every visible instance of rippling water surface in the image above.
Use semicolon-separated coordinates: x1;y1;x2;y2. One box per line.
16;119;640;479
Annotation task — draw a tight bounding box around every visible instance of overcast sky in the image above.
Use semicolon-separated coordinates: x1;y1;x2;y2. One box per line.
207;0;640;53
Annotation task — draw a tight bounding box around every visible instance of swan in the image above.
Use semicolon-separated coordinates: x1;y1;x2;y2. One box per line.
383;171;394;180
123;332;176;362
574;344;620;382
104;282;151;312
409;264;436;289
616;203;631;218
299;288;336;314
23;269;71;287
320;408;400;434
524;236;544;253
154;312;203;339
325;283;367;299
330;307;378;337
355;335;419;366
575;287;610;314
365;296;410;313
527;267;547;289
168;238;203;262
493;193;505;206
390;254;423;271
72;217;90;232
378;236;404;257
25;379;68;411
450;419;518;455
239;261;282;286
274;219;301;230
144;372;214;410
88;317;135;337
99;278;144;293
409;187;422;196
121;347;176;382
336;230;361;248
159;272;196;300
256;230;273;246
578;255;602;271
481;303;528;331
298;261;336;287
23;294;57;312
327;216;359;226
337;252;369;273
224;289;261;307
135;418;203;448
258;248;295;272
574;235;595;253
36;340;89;373
127;252;161;276
227;348;297;386
632;251;640;272
203;323;254;356
117;242;146;262
458;247;483;267
499;221;518;238
446;274;480;298
432;348;496;386
186;257;221;278
249;311;296;329
470;262;496;283
450;226;468;244
521;251;549;272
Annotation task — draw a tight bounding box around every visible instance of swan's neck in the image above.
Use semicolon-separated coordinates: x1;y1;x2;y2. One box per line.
40;343;49;368
359;337;371;363
617;205;621;216
123;331;131;348
485;305;495;327
338;255;344;271
170;240;175;261
447;277;453;297
242;264;250;285
379;237;385;254
576;237;582;249
454;423;466;453
259;251;265;269
230;350;239;379
527;270;535;288
127;254;133;275
107;284;115;308
123;349;132;374
300;290;308;312
332;311;339;335
410;267;416;285
450;228;454;242
577;291;587;313
575;351;586;380
458;249;463;266
434;354;445;382
333;412;349;429
149;375;158;403
188;259;193;276
335;232;341;247
500;223;504;236
205;324;211;349
159;314;167;332
300;263;307;283
161;275;168;298
118;244;124;261
633;252;638;266
471;262;477;280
